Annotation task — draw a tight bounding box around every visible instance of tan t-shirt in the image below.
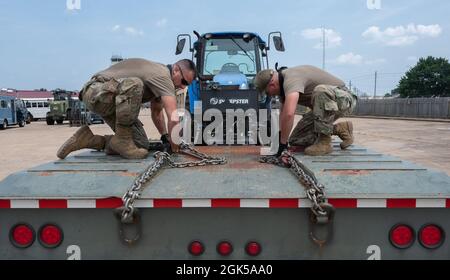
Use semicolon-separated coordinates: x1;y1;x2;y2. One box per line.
95;58;175;102
282;65;345;105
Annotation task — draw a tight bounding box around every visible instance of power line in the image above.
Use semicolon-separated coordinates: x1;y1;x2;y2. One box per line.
348;71;406;98
347;73;374;80
347;72;403;80
377;72;403;77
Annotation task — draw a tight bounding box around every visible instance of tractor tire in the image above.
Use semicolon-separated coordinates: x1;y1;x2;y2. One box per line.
19;120;25;127
56;119;64;125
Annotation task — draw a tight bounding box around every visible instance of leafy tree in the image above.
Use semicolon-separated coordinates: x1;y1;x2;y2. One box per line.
397;56;450;98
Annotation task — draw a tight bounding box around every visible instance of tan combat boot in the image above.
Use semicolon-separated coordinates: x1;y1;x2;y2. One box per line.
304;134;333;156
109;125;148;159
57;126;105;159
333;121;354;150
104;135;119;155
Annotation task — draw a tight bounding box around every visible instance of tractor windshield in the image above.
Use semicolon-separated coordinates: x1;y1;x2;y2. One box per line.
202;37;258;77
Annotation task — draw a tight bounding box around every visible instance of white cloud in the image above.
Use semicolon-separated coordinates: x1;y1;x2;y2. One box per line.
331;53;386;66
111;25;144;36
156;18;168;28
125;27;144;36
333;53;363;65
301;28;342;49
416;25;442;37
362;24;442;46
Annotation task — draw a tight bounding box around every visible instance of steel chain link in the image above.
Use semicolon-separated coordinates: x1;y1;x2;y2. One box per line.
260;151;334;219
119;142;227;223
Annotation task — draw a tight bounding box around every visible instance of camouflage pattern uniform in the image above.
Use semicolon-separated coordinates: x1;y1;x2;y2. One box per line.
81;75;150;149
289;85;357;147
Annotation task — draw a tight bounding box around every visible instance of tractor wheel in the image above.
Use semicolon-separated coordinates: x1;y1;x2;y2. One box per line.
56;119;64;125
19;120;25;127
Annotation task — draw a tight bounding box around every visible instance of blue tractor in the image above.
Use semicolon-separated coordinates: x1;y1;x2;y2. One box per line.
175;31;285;145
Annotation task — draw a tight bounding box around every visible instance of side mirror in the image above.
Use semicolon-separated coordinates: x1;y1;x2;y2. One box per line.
175;38;186;55
273;36;285;52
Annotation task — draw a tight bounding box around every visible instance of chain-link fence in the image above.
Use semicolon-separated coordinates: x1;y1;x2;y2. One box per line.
352;97;450;119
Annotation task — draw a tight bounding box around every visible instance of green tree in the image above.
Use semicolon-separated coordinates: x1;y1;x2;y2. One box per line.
397;56;450;98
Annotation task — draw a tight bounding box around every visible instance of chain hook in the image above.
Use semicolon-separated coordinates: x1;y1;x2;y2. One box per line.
114;207;142;245
116;143;227;245
309;203;335;247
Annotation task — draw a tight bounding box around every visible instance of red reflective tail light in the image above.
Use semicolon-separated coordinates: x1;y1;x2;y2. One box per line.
390;224;415;249
10;224;35;248
39;224;63;248
419;224;445;249
188;241;205;256
217;241;233;256
245;241;262;256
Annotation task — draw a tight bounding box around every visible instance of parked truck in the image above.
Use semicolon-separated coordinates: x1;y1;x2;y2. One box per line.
0;95;29;129
0;141;450;260
46;89;78;125
68;100;104;127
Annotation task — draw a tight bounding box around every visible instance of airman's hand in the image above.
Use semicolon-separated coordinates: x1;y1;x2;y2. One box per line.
279;153;290;167
170;141;180;154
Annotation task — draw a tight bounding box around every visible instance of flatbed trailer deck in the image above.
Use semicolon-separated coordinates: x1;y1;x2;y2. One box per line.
1;141;450;259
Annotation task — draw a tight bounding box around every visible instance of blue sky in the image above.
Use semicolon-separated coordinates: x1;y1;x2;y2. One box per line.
0;0;449;96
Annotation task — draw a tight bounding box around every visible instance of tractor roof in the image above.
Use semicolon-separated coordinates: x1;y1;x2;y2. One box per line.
199;32;266;46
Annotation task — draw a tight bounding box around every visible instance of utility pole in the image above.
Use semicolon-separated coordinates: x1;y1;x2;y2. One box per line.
349;80;352;91
374;71;378;98
322;27;326;70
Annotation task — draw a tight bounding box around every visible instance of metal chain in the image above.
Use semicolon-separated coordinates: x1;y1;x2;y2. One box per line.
260;151;333;219
168;142;227;168
119;142;227;223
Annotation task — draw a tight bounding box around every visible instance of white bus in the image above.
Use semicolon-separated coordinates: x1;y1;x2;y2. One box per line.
24;99;51;120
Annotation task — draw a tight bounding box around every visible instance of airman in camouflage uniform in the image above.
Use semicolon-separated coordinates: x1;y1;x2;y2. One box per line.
57;58;196;159
255;65;357;156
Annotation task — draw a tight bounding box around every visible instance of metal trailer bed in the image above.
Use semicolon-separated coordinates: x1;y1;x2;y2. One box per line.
1;141;450;259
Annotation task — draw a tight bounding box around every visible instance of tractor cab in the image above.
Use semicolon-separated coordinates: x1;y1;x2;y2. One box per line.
195;33;263;90
175;31;284;145
175;31;285;145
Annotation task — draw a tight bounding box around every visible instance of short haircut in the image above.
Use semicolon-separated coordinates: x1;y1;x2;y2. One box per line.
176;59;197;79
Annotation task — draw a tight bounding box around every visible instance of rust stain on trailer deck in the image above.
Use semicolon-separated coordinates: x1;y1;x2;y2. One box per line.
37;172;53;177
119;172;140;177
327;170;372;176
196;146;261;156
187;146;273;170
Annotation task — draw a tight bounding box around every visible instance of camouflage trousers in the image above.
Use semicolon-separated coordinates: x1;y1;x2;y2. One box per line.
81;76;150;149
289;85;357;147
